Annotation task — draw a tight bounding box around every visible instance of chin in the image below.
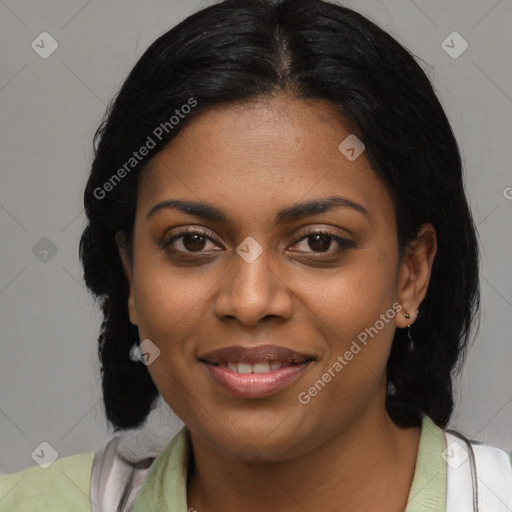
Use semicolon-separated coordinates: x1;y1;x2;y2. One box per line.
208;421;313;463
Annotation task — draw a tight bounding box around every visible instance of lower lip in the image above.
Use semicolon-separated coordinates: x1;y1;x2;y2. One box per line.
201;362;311;398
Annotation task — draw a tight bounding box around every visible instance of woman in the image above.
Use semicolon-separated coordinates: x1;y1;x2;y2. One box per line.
1;0;510;510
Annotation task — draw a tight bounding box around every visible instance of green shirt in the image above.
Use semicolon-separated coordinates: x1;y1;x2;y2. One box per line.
1;415;510;511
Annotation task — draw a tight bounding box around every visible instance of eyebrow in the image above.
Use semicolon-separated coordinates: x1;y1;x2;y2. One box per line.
146;196;370;223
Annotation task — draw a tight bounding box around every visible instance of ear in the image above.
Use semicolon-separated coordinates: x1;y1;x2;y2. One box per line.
115;231;138;326
395;223;437;328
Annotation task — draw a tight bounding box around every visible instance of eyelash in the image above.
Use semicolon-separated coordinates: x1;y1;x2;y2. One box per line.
159;226;355;258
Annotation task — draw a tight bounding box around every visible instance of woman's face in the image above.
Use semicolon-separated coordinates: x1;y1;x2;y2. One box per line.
118;95;435;461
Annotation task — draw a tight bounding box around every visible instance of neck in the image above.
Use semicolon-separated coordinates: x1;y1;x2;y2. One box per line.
186;393;422;512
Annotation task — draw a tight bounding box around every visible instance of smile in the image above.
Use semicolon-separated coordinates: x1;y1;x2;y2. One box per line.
198;344;315;398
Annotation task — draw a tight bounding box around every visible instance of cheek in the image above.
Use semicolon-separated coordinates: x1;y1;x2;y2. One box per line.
293;247;399;401
132;248;210;339
299;245;399;335
130;268;211;411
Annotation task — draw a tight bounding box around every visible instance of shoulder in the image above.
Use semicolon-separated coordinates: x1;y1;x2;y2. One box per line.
0;452;94;511
443;426;512;510
444;426;512;470
407;415;512;511
0;427;187;512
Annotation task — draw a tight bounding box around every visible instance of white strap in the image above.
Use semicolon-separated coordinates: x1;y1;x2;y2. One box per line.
445;431;476;512
445;430;512;512
90;436;153;512
473;443;512;511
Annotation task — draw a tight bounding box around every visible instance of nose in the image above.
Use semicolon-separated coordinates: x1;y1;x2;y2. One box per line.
213;242;293;327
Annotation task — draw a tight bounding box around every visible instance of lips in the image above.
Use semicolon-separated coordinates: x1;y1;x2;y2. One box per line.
198;344;313;366
198;344;315;398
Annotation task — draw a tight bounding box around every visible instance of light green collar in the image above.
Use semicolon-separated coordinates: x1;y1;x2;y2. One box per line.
133;414;446;511
132;425;190;511
405;414;446;511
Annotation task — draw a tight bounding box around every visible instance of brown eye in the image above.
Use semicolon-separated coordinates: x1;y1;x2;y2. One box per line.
291;229;355;255
181;233;207;252
306;233;333;252
160;227;222;255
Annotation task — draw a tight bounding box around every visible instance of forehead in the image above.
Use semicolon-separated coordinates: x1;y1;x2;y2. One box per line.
137;95;394;225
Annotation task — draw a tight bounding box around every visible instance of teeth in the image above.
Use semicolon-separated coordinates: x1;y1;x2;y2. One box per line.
220;360;285;373
252;362;270;374
237;362;253;374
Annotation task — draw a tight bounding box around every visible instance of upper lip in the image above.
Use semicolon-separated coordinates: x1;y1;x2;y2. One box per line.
198;344;314;364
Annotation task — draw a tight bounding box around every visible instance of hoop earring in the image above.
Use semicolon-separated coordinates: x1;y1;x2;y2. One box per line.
402;309;419;352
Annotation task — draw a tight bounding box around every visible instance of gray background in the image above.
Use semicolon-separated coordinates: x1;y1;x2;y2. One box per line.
1;0;511;473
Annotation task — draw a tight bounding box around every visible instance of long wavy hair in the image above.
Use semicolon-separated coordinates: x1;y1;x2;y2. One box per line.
79;0;480;432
